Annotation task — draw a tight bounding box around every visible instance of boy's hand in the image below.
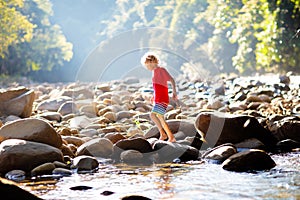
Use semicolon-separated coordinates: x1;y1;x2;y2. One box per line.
172;93;178;101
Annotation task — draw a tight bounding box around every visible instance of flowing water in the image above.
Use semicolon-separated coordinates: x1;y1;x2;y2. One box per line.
23;151;300;200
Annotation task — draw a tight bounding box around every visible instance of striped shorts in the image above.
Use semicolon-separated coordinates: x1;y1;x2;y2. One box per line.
152;102;168;116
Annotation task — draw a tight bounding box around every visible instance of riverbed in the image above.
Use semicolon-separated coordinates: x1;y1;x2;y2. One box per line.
23;151;300;200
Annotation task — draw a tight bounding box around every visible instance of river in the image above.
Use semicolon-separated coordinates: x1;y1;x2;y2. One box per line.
23;151;300;200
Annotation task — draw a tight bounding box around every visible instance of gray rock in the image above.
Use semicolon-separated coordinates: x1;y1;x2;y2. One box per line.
203;144;237;164
222;149;276;172
52;168;72;176
235;138;266;150
71;155;98;171
194;111;277;150
0;139;63;174
0;87;35;117
120;150;143;164
0;118;63;148
31;162;56;176
76;138;113;158
36;96;71;112
5;170;26;181
112;137;153;160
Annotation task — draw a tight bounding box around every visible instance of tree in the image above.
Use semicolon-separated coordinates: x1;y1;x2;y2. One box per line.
0;0;34;59
0;0;73;77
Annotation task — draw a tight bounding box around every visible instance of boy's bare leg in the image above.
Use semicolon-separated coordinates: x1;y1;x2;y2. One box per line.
156;115;176;142
150;112;168;140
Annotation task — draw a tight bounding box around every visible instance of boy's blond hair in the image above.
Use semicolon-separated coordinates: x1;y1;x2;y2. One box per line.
141;52;159;66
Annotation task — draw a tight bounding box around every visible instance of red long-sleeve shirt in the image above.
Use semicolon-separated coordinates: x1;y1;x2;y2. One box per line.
152;67;171;104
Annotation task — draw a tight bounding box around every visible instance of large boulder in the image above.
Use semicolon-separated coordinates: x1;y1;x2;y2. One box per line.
112;138;153;160
222;149;276;172
0;177;42;200
267;116;300;143
0;118;62;148
0;87;35;118
0;139;63;174
194;111;277;149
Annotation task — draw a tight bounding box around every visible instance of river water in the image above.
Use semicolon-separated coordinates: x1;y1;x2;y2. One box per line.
23;151;299;200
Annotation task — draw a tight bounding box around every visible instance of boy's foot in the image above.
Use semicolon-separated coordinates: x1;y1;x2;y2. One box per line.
159;135;168;141
167;138;176;143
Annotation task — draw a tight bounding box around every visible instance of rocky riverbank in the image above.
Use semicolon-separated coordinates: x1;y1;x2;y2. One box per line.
0;73;300;198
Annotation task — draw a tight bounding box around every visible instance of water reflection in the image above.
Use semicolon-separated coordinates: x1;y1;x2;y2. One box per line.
24;152;300;200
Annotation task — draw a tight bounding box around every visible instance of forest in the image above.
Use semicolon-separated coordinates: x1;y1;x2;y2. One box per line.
1;0;300;82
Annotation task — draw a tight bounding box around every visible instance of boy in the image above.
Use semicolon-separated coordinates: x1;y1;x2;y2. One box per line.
141;52;177;142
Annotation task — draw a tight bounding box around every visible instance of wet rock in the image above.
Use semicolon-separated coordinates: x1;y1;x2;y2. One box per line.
5;170;26;182
0;87;35;118
275;139;300;153
183;136;204;150
53;161;69;169
0;118;63;148
0;139;63;174
76;138;113;158
152;140;199;163
194;111;277;150
178;145;200;162
120;150;144;164
52;168;72;176
101;190;115;196
31;162;56;176
112;138;153;160
222;149;276;172
69;185;93;190
235;138;266;150
267;117;300;143
0;177;43;200
203;144;237;164
71;155;99;171
121;195;151;200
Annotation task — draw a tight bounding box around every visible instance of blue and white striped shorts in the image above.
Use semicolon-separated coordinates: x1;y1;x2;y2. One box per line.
152;102;168;116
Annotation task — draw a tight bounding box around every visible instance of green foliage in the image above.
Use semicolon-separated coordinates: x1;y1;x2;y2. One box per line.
2;0;300;79
103;0;300;75
0;0;34;58
204;0;300;74
0;0;72;77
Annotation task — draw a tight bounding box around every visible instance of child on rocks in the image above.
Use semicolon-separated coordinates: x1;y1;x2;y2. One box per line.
141;52;177;142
